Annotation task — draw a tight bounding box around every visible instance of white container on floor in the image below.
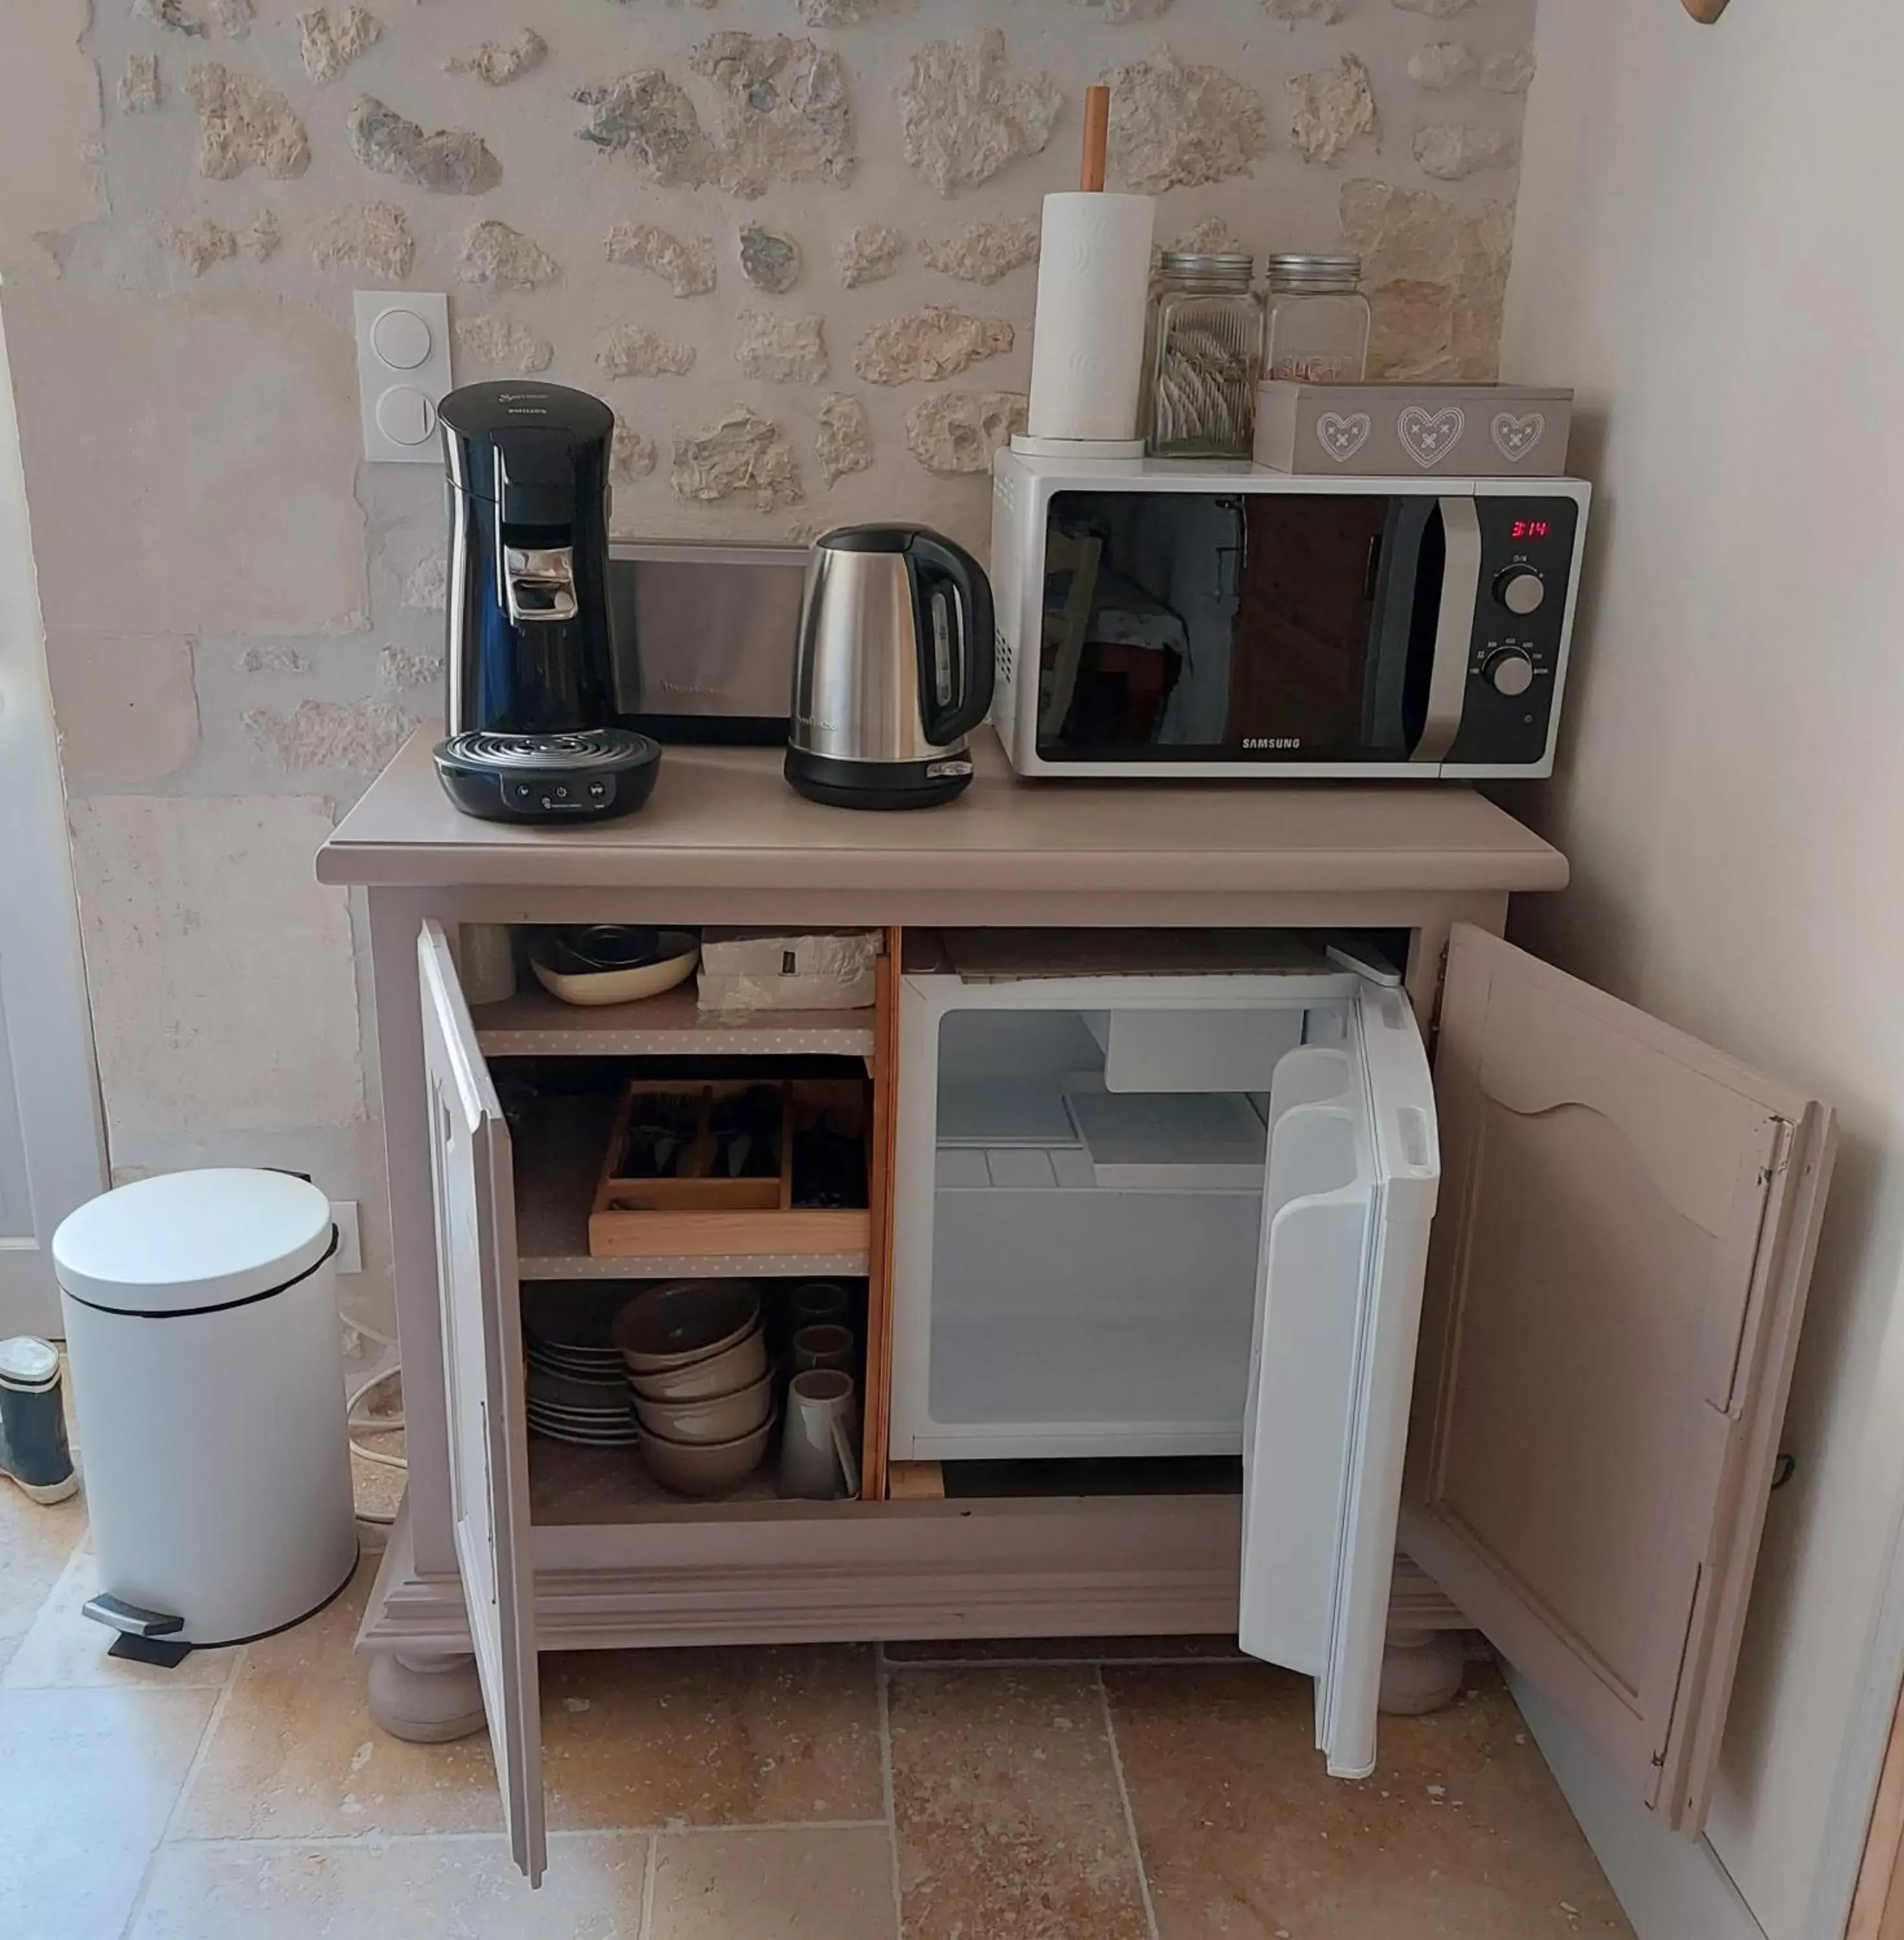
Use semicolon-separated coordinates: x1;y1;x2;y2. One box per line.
52;1169;358;1648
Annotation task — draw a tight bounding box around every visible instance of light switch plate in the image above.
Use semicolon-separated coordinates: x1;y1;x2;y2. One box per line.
354;290;451;464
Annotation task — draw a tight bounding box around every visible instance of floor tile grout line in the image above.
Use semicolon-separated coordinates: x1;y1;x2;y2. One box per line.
153;1818;898;1853
876;1650;905;1939
114;1641;249;1940
636;1825;657;1940
1098;1666;1162;1940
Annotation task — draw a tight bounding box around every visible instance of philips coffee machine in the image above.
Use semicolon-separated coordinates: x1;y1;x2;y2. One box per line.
431;380;659;823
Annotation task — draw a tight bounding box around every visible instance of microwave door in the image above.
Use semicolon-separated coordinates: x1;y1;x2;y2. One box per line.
1359;497;1479;765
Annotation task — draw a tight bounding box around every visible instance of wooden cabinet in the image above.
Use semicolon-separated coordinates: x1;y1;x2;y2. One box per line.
410;914;1832;1881
323;732;1832;1891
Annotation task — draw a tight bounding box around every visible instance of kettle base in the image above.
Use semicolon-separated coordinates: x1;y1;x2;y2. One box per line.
784;746;974;810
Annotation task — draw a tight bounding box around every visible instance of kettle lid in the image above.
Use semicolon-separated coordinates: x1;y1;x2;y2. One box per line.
814;524;935;555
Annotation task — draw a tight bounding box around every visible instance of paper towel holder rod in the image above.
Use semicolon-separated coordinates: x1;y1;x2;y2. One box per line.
1081;85;1110;192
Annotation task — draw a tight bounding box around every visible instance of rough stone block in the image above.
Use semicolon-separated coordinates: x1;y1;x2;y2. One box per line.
236;644;308;673
900;31;1061;195
836;224;906;288
457;220;559;290
671;408;803;509
796;0;891;20
378;645;443;689
604;222;717;296
1413;123;1519;180
574;72;714;187
1392;0;1473;14
1104;50;1269;192
1482;50;1538;94
598;323;696;379
1264;0;1347;20
735;311;828;384
817;394;872;484
1289;55;1379;164
1167;217;1248;255
244;695;413;772
208;0;255;35
236;208;279;262
739;225;801;294
920;218;1039;286
186;63;310;180
446;30;546;87
311;200;415;281
67;795;365;1137
455;314;554;374
611;418;658;482
854;306;1012;385
5;287;367;636
134;0;205;34
120;54;163;114
903;391;1027;473
1073;0;1176;17
1340;177;1511;381
43;635;201;788
398;558;446;614
164;217;237;277
691;33;856;199
1409;42;1480;91
347;95;499;193
298;7;383;85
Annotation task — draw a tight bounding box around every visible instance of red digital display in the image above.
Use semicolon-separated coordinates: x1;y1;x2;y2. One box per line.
1512;519;1552;540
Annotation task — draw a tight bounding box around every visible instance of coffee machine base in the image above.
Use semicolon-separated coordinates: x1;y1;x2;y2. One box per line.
434;731;661;824
784;746;975;811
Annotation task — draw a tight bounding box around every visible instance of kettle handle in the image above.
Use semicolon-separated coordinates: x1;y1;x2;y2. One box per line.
907;533;995;747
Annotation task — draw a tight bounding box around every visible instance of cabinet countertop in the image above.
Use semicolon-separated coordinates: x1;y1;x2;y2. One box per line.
317;728;1568;898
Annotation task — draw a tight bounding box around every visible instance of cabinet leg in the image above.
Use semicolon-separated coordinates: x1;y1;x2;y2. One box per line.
367;1650;488;1743
1379;1628;1466;1716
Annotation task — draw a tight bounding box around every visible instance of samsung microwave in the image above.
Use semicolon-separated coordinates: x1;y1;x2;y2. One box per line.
989;450;1592;779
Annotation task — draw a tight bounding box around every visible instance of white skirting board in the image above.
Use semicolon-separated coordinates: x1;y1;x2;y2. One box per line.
1507;1668;1769;1940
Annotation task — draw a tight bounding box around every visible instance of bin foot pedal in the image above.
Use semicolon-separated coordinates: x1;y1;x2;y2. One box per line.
107;1632;193;1668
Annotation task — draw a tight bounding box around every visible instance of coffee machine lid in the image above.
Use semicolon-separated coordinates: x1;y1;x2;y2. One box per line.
438;381;614;509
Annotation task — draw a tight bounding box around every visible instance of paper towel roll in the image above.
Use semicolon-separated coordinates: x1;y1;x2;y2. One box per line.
1025;191;1156;446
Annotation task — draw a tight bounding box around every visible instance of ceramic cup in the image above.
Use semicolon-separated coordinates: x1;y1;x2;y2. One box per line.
779;1369;861;1501
791;1322;856;1377
787;1281;850;1330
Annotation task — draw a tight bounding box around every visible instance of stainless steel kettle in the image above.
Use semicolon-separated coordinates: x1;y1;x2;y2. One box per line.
785;525;995;809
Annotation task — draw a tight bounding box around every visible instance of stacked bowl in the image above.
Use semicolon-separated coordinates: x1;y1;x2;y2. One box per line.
613;1282;773;1496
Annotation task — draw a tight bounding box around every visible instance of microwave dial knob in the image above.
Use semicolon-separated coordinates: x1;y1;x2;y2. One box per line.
1496;568;1547;616
1484;648;1536;698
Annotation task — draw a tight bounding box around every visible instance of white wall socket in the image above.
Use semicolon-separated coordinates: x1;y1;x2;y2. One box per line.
330;1199;363;1275
354;290;451;464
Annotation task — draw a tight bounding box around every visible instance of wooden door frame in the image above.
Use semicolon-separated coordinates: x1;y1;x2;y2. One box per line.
0;294;106;1336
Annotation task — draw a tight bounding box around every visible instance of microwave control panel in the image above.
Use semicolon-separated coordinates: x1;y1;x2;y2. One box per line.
1445;496;1581;768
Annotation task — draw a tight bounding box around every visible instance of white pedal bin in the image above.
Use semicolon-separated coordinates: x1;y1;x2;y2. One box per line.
52;1169;358;1647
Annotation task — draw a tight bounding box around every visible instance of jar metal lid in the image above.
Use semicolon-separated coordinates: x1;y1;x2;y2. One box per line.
1266;252;1363;290
1159;250;1255;283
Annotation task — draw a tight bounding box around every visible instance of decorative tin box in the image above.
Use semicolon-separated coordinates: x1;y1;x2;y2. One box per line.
1253;381;1574;477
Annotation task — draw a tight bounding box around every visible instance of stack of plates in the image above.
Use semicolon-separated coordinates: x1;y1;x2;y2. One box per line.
526;1292;638;1447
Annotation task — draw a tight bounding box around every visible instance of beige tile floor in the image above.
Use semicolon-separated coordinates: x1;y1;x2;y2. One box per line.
0;1478;1634;1940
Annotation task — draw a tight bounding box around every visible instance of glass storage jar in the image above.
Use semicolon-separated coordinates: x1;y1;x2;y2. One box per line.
1141;252;1264;459
1263;253;1371;385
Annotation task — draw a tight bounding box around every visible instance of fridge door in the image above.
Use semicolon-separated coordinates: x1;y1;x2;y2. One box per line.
418;921;546;1884
1403;925;1835;1834
1238;978;1442;1776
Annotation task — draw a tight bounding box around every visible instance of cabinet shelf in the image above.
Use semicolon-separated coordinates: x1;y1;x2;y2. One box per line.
513;1095;871;1280
475;984;876;1060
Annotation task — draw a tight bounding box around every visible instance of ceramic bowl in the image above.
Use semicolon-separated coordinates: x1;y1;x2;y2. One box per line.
636;1412;774;1498
626;1325;768;1403
633;1371;773;1446
613;1282;761;1374
529;930;700;1008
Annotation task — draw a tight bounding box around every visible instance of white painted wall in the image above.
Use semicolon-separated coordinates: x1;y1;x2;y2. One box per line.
1498;4;1904;1937
0;297;107;1335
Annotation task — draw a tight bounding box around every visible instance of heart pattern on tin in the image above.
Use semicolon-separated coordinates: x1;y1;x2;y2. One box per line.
1315;411;1373;462
1491;411;1547;463
1398;404;1466;468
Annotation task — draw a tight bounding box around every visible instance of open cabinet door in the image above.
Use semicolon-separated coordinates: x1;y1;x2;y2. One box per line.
418;921;546;1884
1239;979;1442;1777
1403;926;1835;1835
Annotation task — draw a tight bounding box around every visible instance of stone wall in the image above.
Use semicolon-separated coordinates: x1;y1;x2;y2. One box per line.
1;0;1535;1341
